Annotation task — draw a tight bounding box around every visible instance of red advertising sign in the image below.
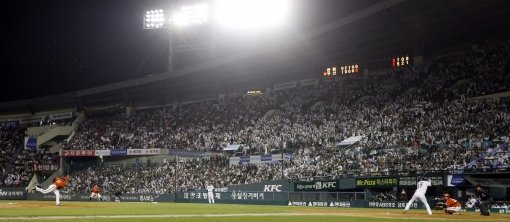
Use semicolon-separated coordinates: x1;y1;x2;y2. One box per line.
33;164;60;172
60;150;95;157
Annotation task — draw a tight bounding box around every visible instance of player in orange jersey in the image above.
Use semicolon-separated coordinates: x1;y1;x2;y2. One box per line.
89;184;103;201
443;193;462;215
34;175;70;206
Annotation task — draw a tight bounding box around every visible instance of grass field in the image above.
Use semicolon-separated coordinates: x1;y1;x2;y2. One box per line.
1;201;509;222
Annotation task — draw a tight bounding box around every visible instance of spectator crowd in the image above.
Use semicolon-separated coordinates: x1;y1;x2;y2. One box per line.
2;43;509;191
59;43;510;193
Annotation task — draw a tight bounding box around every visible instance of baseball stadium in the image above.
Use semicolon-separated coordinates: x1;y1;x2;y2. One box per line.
1;0;510;222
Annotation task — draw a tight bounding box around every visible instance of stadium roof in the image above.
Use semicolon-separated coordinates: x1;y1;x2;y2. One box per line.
1;0;510;114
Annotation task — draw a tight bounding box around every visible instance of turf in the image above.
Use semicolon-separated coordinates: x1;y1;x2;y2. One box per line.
0;201;508;222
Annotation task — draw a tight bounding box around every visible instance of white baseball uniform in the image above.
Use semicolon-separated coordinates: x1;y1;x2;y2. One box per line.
404;179;432;215
206;185;215;204
35;184;61;206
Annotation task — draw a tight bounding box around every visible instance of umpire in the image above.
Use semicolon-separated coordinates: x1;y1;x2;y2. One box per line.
475;184;494;216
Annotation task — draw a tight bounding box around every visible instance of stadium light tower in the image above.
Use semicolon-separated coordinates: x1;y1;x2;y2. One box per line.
143;4;209;72
143;9;166;29
143;1;291;72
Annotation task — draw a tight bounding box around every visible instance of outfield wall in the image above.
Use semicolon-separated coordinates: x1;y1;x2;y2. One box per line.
24;191;421;209
11;190;510;214
0;187;26;200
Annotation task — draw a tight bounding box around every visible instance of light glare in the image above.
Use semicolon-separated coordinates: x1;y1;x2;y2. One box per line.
144;9;166;29
214;0;290;30
171;4;209;27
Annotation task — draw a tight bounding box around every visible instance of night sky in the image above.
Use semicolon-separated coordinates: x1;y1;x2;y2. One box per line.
1;0;384;103
0;0;399;106
1;0;171;102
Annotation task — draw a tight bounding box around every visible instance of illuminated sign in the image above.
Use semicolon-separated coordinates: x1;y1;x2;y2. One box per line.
246;90;264;95
356;177;399;187
392;55;411;67
340;64;359;74
323;64;359;77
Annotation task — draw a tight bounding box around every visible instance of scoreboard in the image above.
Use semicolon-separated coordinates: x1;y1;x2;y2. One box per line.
323;63;360;77
322;54;413;77
392;55;411;67
340;64;360;74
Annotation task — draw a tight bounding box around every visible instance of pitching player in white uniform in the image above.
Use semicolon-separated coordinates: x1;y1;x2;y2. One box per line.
403;176;433;215
206;184;215;204
34;175;70;206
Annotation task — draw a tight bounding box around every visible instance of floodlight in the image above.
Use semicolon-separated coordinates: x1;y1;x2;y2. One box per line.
143;9;167;29
171;4;209;27
214;0;290;30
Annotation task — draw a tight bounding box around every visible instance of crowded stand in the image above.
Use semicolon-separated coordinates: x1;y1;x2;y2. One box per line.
0;43;507;192
55;43;510;194
1;125;60;187
0;126;26;186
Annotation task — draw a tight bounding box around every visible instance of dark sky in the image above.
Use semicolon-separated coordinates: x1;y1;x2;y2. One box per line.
1;0;170;102
0;0;386;103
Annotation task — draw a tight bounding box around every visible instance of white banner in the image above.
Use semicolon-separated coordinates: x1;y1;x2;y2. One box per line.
229;157;240;166
251;155;261;164
19;116;44;125
127;149;161;156
273;81;297;91
49;112;73;121
95;150;111;157
299;78;318;87
273;154;283;162
229;154;292;165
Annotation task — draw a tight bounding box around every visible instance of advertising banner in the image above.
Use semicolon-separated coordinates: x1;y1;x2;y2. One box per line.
24;137;37;151
272;154;282;161
225;179;294;192
447;175;466;187
288;201;358;207
127;149;161;156
33;164;59;172
239;156;250;164
49;112;73;121
60;150;95;157
366;201;419;209
229;154;293;165
294;180;339;191
95;150;111;157
261;154;272;162
27;193;173;202
399;175;444;186
0;187;26;200
251;155;261;164
110;149;128;156
356;177;399;188
177;191;287;205
20;116;44;125
229;157;240;165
